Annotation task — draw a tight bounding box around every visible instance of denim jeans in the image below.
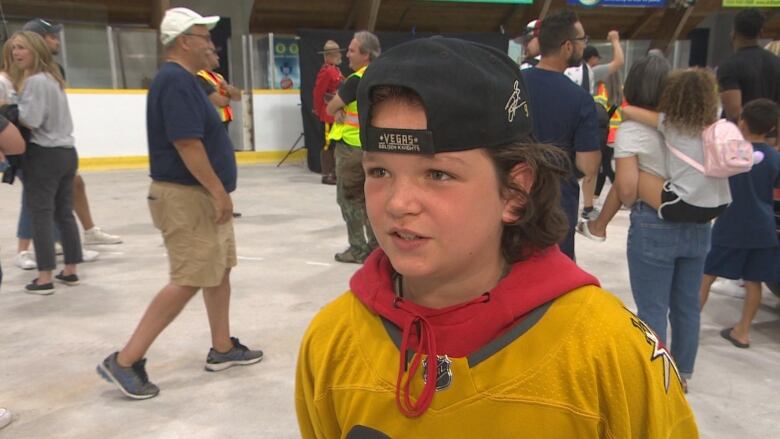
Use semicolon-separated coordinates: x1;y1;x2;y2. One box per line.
16;170;61;241
627;202;711;378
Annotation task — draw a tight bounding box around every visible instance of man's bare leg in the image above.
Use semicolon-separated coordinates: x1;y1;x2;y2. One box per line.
700;274;717;308
202;269;234;353
117;283;200;367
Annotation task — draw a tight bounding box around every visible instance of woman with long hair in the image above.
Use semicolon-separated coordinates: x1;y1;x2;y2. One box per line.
9;30;82;294
579;57;719;391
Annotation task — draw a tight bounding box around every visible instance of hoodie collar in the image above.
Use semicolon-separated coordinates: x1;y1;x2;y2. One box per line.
349;247;599;417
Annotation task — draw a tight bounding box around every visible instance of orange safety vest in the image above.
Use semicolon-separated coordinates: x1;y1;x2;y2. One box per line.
594;82;621;144
197;69;234;123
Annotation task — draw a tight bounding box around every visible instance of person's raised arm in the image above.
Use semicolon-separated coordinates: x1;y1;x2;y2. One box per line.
605;31;624;76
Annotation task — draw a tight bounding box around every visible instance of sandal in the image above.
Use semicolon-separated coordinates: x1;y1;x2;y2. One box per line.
576;220;606;242
720;327;749;349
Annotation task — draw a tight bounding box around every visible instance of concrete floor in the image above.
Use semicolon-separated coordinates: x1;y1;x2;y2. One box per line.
0;163;778;438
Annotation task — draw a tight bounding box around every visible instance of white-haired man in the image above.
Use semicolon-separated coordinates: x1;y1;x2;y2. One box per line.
97;7;262;400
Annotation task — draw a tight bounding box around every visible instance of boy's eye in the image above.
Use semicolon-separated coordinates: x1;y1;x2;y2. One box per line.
428;170;452;181
366;167;388;178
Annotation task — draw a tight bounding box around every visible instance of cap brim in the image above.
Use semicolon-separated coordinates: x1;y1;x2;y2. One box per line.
194;16;220;30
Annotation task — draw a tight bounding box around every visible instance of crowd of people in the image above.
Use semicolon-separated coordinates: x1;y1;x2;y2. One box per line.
1;5;779;437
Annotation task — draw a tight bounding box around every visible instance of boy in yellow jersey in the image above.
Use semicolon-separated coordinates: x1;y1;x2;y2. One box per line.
295;37;698;438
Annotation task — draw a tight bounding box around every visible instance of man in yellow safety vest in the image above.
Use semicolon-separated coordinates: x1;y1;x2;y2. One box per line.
325;31;381;264
197;49;241;130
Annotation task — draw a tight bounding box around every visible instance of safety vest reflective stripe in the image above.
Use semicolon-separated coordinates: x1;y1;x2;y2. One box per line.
197;69;233;123
344;110;359;127
338;66;366;147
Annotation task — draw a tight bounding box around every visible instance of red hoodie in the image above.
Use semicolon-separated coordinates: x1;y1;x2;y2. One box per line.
349;246;599;417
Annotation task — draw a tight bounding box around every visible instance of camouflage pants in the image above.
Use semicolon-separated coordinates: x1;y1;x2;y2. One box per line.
334;141;376;252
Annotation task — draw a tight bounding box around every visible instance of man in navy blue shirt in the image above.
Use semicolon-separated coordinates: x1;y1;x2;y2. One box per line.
98;7;263;400
522;9;601;260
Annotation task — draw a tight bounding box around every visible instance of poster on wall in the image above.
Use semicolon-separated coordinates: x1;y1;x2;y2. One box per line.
723;0;780;7
568;0;667;6
273;36;301;90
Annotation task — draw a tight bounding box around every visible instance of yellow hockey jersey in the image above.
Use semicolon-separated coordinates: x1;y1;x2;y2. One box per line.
296;286;698;438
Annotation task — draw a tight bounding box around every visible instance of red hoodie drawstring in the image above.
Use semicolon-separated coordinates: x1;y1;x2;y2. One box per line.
395;303;438;418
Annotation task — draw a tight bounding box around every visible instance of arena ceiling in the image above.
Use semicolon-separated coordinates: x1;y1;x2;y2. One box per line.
3;0;779;45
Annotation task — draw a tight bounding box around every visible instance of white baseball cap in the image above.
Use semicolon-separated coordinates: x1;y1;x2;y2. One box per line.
160;7;219;45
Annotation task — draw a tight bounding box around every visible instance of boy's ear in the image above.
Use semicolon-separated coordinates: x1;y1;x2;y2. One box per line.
502;163;535;223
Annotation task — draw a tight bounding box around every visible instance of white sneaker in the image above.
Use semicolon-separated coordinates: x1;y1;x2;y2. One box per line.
83;227;122;245
0;407;12;430
14;251;36;270
83;249;100;262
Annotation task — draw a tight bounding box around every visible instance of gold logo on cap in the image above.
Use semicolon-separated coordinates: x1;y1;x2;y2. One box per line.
505;80;528;123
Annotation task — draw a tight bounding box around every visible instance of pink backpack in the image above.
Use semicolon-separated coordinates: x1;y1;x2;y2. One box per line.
666;119;754;178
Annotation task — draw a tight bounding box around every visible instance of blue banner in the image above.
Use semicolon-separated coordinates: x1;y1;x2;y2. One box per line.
568;0;667;6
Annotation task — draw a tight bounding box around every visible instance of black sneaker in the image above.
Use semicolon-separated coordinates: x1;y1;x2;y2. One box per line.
205;337;263;372
97;352;160;400
25;279;54;295
55;271;80;286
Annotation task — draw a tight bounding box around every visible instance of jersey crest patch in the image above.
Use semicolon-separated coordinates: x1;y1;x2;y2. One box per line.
422;355;453;391
627;309;682;393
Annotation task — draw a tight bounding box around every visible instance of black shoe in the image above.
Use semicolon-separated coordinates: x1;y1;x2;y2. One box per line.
25;279;54;295
232;212;242;218
55;271;80;286
321;175;337;185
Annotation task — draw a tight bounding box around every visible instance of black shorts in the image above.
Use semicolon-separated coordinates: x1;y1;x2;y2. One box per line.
659;185;727;223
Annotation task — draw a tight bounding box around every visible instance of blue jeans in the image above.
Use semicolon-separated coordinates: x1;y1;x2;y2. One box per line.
627;202;711;378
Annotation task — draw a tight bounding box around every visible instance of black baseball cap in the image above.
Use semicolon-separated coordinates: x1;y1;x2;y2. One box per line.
357;37;533;154
23;18;63;36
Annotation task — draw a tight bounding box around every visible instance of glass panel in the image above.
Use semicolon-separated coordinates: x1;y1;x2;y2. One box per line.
251;34;271;89
61;24;112;88
114;27;159;89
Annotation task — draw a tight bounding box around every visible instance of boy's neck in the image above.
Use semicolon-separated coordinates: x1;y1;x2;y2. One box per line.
401;259;507;309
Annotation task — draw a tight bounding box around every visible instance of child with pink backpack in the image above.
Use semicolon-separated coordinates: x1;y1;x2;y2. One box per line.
621;69;746;223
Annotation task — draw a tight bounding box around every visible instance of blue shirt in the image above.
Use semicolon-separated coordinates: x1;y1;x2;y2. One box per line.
711;143;780;249
521;67;600;256
147;62;237;192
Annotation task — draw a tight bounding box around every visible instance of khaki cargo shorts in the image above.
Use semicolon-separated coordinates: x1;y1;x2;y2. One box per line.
147;181;237;288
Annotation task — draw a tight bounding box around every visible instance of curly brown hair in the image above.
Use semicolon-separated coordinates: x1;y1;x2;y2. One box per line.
368;85;570;263
658;69;718;136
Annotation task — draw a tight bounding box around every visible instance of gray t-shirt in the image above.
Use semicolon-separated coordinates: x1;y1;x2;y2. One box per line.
658;114;731;208
18;72;74;147
613;120;668;179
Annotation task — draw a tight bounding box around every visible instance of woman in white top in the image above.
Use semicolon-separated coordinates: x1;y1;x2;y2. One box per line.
578;55;713;391
9;31;82;294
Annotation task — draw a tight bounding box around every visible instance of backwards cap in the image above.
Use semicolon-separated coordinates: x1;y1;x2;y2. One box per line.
22;18;63;36
357;37;533;155
159;7;219;45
